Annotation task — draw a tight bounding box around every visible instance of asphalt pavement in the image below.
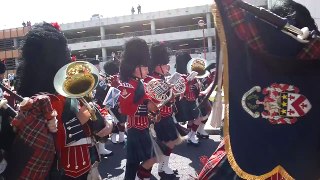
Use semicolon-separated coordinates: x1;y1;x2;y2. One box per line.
98;135;221;180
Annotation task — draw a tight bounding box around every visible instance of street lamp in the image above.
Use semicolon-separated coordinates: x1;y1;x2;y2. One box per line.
198;19;206;60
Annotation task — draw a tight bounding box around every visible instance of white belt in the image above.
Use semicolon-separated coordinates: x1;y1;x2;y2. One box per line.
67;137;92;147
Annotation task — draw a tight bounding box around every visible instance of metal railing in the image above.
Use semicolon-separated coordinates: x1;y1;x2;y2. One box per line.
155;24;202;34
0;39;14;51
171;47;216;55
4;58;17;70
74;47;215;62
67;23;213;44
0;38;25;51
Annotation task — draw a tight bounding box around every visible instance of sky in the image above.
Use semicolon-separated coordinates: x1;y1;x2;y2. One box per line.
0;0;212;29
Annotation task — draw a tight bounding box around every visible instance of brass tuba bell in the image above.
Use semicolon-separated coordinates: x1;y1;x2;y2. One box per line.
187;58;210;78
54;61;99;120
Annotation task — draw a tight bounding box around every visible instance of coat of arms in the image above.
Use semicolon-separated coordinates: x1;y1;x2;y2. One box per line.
242;83;312;124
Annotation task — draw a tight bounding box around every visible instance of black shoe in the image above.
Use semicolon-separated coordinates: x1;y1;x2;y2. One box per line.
158;172;177;180
197;132;209;139
187;140;200;146
118;141;126;145
100;151;114;157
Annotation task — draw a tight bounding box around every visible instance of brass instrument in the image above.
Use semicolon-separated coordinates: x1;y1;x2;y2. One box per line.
167;72;186;96
54;61;99;120
146;72;187;108
187;58;210;79
146;79;173;104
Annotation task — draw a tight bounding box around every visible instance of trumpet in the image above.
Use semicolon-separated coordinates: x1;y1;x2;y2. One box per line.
54;61;99;120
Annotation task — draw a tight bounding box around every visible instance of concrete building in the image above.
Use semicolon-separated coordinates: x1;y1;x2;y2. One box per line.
0;0;269;74
0;27;30;73
61;0;267;72
61;4;216;73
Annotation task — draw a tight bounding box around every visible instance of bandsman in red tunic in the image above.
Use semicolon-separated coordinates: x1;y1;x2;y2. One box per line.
144;42;179;179
118;38;158;180
101;60;127;145
174;52;202;146
196;63;215;139
89;59;114;157
12;22;110;180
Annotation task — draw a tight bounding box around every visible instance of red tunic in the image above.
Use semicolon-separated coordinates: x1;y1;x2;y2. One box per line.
51;95;91;178
183;74;200;101
118;78;150;130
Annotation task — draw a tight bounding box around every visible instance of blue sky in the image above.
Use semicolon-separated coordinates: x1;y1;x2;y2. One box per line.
0;0;212;29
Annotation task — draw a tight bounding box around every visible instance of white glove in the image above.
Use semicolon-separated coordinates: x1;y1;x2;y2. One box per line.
0;158;7;174
47;117;58;133
0;98;8;109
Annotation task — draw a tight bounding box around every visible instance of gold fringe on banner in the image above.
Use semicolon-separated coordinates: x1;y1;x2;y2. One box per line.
211;3;294;180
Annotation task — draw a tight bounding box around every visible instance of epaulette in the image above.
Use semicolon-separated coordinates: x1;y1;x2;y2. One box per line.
119;82;134;89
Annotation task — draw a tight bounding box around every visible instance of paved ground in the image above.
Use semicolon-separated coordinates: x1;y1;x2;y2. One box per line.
98;135;221;180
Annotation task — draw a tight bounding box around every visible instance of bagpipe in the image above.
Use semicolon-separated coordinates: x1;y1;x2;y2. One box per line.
0;83;59;179
236;1;316;42
0;83;20;119
54;61;112;136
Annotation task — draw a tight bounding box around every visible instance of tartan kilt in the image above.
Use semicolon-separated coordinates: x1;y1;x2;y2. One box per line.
110;106;127;124
126;128;154;164
175;98;200;122
199;98;212;117
154;116;178;142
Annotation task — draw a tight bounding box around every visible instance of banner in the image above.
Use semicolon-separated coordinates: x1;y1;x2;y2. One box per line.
215;0;320;179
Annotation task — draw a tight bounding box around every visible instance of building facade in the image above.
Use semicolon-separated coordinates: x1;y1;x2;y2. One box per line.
0;27;30;73
0;0;270;74
62;4;216;67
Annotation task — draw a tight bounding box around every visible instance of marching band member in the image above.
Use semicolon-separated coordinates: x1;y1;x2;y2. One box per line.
102;60;127;144
118;38;158;180
0;62;5;82
13;22;110;180
0;62;16;108
89;59;114;157
196;64;215;139
0;87;15;178
174;51;202;146
144;42;179;179
4;22;62;180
